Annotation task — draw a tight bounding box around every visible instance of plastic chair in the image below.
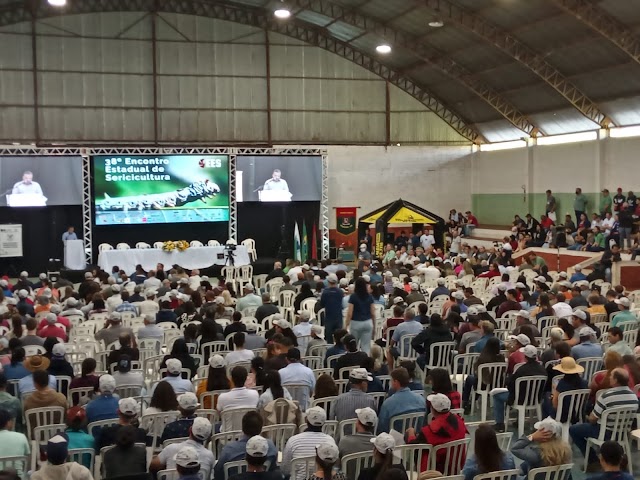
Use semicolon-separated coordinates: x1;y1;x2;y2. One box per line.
0;456;29;478
25;406;65;441
241;238;257;262
224;460;247;480
301;356;323;370
261;423;296;454
473;469;519;480
527;463;573;480
472;362;507;422
341;450;375;480
157;469;179;480
450;353;479;395
116;243;130;250
310;396;338;419
429;437;470;476
395;444;432;479
221;407;256;433
140;411;180;451
423;341;456;380
87;417;119;437
211;430;244;458
68;448;95;477
282;383;311;411
190;240;204;247
554;389;590;441
98;243;113;252
505;375;546;437
135;242;151;249
583;405;636;473
576;357;603;382
55;375;72;397
23;345;45;356
290;455;316;480
32;423;66;470
68;386;95;407
389;411;424;433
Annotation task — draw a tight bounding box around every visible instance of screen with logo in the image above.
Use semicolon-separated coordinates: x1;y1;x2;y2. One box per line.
236;155;322;202
92;155;229;225
0;156;83;207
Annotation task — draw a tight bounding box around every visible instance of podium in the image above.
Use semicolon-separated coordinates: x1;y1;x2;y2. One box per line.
258;190;292;202
64;239;86;270
7;194;48;207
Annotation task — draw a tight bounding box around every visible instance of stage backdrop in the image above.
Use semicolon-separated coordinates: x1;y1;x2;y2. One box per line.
237;202;320;261
334;207;358;251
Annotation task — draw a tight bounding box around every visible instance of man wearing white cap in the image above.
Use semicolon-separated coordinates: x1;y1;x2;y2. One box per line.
570;326;602;361
106;284;123;312
306;324;326;356
244;322;267;350
551;293;573;319
281;406;337;478
172;445;203;480
97;397;147;450
569;264;587;283
60;297;83;318
430;278;449;301
86;374;119;423
512;310;540;337
611;296;637;328
160;392;200;444
255;293;279;324
95;312;134;347
159;359;194;395
338;407;378;458
152;417;214;477
492;344;546;432
137;313;164;344
506;333;531;374
404;283;424;305
224;435;279;480
138;289;160;317
333;368;377;423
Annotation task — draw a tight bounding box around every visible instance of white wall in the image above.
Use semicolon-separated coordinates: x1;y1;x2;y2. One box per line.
325;145;473;228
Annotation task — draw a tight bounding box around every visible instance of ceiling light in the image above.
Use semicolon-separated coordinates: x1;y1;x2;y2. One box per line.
48;0;66;5
376;44;391;54
274;0;291;19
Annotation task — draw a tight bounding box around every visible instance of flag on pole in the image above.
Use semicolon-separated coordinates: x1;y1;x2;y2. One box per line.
293;222;301;262
302;222;308;261
311;222;318;260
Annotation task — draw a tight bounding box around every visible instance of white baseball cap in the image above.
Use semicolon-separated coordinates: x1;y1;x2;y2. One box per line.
118;397;139;416
508;333;531;346
519;345;538;359
437;278;446;285
166;358;183;374
535;276;547;283
311;325;324;339
99;374;116;393
327;274;338;284
245;322;259;332
174;446;200;468
517;310;530;319
384;271;393;278
427;393;451;413
245;283;255;291
246;435;269;457
49;305;61;314
209;354;225;368
350;368;373;382
273;319;292;329
452;291;464;300
111;284;121;293
572;309;587;321
298;311;311;321
355;407;377;427
393;296;405;305
317;443;340;463
178;392;200;410
214;297;225;304
533;417;562;437
558;272;568;278
615;297;631;308
18;289;28;299
191;416;212;441
574;265;582;271
52;343;66;357
39;273;47;280
410;282;419;291
579;326;596;338
84;272;93;279
515;282;527;289
306;406;327;426
370;433;395;453
46;313;58;324
497;283;507;291
66;297;78;307
20;271;28;277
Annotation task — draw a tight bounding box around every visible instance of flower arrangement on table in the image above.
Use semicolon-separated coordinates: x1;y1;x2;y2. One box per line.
162;240;190;252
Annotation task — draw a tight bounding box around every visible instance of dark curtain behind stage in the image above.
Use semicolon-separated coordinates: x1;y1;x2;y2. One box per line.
237;202;320;260
0;206;83;275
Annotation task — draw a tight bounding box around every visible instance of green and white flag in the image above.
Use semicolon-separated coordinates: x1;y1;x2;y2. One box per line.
293;221;302;262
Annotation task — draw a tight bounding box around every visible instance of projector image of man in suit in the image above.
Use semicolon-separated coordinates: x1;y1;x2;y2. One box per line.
263;169;290;193
12;171;43;196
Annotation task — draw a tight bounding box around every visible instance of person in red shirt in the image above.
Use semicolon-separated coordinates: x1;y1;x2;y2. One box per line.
540;214;554;230
37;305;71;333
506;333;530;374
406;393;467;473
478;263;500;278
37;313;67;341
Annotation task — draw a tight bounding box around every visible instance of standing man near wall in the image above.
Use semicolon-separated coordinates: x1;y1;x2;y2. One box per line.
600;189;613;217
613;188;626;213
574;188;588;224
545;190;557;222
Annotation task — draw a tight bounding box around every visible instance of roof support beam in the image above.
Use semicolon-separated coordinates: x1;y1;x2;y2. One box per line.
414;0;612;127
549;0;640;66
286;0;541;136
0;0;483;142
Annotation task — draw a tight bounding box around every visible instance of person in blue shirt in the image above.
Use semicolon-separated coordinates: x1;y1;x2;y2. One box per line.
86;374;119;424
591;440;634;480
3;347;30;381
61;226;78;242
430;279;450;301
377;367;425;433
569;266;588;284
324;329;348;368
213;411;277;480
462;424;515;480
319;274;344;344
64;406;95;469
571;327;603;361
387;308;424;369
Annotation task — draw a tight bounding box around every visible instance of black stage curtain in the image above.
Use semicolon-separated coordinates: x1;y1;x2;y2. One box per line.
237;202;320;260
0;206;83;275
93;221;229;260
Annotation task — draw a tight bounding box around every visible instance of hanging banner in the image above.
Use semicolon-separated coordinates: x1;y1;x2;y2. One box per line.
0;224;23;258
336;207;357;236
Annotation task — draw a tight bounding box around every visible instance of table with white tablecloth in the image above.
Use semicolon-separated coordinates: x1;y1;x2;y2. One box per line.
97;245;250;273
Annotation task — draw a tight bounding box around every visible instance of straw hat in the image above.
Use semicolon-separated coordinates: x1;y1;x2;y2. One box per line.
23;355;51;372
552;356;584;375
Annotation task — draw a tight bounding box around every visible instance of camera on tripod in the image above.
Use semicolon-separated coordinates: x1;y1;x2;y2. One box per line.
224;244;237;252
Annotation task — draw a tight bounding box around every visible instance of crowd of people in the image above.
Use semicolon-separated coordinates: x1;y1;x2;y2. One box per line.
0;240;637;479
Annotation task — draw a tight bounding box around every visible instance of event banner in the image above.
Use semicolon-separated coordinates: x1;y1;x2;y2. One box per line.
0;224;23;258
336;207;358;249
92;155;230;226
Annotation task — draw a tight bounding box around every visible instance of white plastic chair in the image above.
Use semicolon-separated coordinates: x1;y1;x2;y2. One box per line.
207;239;221;246
429;438;470;476
261;424;296;454
505;375;547;437
220;407;256;433
25;406;65;441
423;341;456;380
23;345;45;356
98;243;113;252
583;405;636;473
450;353;479;395
554;389;590;441
190;240;204;247
341;451;375;480
395;444;431;479
140;411;180;451
389;411;424;433
576;356;603;382
474;469;519;480
153;241;164;249
310;396;338;419
135;242;151;249
211;430;244;457
289;455;316;480
241;238;257;262
116;243;130;250
527;463;573;480
472;362;507;422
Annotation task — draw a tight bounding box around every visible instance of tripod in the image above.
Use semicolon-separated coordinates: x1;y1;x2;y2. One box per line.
224;248;236;267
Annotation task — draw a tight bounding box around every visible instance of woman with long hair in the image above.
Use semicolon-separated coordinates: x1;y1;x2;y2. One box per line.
307;443;344;480
314;374;338;400
371;284;386;306
345;277;375;355
622;355;640;389
429;367;461;410
544;356;587;421
463;336;505;413
145;380;179;414
161;338;196;378
3;347;29;380
534;293;555;320
556;317;575;342
462;424;515;480
196;354;231;409
511;417;571;476
257;369;292;410
6;315;23;340
357;433;405;480
589;350;623;402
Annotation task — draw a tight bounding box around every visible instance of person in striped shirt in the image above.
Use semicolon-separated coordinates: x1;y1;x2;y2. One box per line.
333;368;377;423
569;367;638;469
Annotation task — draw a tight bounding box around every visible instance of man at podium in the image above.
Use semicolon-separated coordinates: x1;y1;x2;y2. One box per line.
263;169;290;194
12;171;43;196
62;226;78;242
